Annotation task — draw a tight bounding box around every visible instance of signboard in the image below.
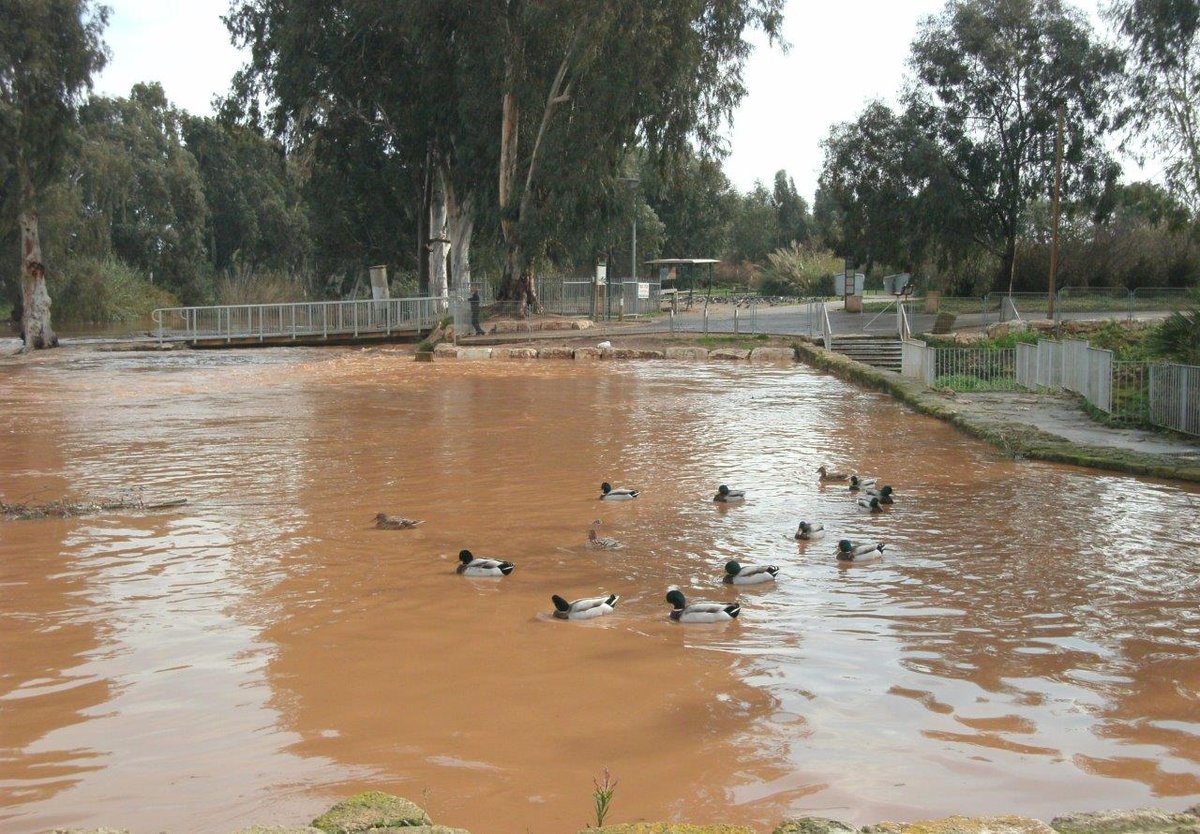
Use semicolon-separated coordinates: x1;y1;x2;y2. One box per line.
637;282;650;300
595;262;607;286
369;265;390;300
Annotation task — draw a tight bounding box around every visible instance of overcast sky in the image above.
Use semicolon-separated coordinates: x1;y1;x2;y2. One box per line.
94;0;1123;203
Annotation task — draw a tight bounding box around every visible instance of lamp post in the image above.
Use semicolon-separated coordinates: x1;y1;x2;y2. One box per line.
618;176;640;313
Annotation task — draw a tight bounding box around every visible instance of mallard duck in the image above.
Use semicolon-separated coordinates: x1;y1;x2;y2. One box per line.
817;466;851;482
848;475;879;492
588;519;624;550
723;561;778;585
836;539;885;562
713;484;745;503
551;593;619;620
456;549;515;576
600;482;640;500
856;495;883;513
375;512;423;529
866;485;895;504
665;588;740;622
794;520;825;540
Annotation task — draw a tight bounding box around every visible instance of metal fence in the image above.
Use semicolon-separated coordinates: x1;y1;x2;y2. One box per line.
1015;339;1113;412
154;297;442;344
900;339;1020;390
1149;364;1200;436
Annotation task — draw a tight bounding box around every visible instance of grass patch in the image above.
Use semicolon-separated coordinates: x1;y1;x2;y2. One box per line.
934;374;1023;393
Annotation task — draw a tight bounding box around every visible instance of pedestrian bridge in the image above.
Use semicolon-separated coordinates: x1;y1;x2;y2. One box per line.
152;297;445;347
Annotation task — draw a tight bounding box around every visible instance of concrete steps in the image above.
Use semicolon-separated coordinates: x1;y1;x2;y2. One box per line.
829;334;902;372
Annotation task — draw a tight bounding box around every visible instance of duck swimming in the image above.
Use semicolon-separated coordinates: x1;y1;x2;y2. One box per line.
836;539;885;562
456;549;515;576
794;520;825;540
723;561;779;585
866;485;895;504
817;466;850;482
856;495;883;513
665;588;740;622
375;513;423;529
713;485;745;503
552;593;619;620
588;519;624;550
848;475;879;492
600;482;640;500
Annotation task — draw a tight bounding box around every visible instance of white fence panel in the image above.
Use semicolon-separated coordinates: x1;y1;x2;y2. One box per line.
1149;364;1200;436
901;339;931;384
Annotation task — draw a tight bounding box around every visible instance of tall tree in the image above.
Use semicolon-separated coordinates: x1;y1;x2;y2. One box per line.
910;0;1123;289
0;0;108;349
771;170;810;247
1109;0;1200;212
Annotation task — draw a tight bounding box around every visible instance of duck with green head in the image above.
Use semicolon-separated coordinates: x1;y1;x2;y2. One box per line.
866;485;895;504
848;475;878;492
795;520;825;540
713;485;746;503
456;549;515;576
552;593;619;620
723;561;778;585
600;482;640;500
836;539;885;562
665;588;740;622
856;495;883;513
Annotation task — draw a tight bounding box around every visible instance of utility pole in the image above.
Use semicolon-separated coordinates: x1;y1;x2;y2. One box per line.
1048;105;1064;321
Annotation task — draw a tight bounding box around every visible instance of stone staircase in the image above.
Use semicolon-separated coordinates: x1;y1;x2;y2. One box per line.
829;334;903;372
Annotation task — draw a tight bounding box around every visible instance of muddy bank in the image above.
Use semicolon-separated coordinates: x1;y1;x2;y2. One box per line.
57;791;1200;834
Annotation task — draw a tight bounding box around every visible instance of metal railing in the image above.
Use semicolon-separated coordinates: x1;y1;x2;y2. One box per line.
821;303;833;348
898;302;912;341
153;297;442;344
1149;364;1200;436
1016;339;1113;412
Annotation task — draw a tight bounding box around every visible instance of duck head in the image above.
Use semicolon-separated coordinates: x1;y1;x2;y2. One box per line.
878;485;894;497
600;482;613;495
837;539;854;554
868;497;881;510
717;484;731;496
551;594;572;613
724;561;742;576
458;549;475;565
798;521;812;532
665;588;687;609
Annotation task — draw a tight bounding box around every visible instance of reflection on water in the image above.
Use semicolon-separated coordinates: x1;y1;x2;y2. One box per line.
1;348;1198;833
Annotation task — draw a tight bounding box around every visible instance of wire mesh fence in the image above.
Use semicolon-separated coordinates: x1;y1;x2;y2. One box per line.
1148;364;1200;436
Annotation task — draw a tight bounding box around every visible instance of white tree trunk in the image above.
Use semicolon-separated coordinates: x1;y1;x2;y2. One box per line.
18;163;57;350
429;164;450;311
449;189;474;294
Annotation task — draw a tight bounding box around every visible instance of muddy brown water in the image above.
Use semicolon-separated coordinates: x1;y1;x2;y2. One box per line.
1;348;1198;834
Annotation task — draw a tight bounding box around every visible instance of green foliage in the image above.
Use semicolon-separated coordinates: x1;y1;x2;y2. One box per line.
757;242;841;296
50;256;178;323
590;768;618;828
1149;307;1200;363
214;269;308;306
934;373;1022;392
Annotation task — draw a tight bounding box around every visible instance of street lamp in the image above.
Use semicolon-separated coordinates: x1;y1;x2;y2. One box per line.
618;176;640;314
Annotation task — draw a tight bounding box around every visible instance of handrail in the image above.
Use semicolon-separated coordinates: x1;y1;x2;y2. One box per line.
821;302;833;349
898;301;911;341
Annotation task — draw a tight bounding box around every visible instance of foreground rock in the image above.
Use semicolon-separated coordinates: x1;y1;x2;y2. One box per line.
584;825;756;834
1050;807;1200;834
311;791;431;832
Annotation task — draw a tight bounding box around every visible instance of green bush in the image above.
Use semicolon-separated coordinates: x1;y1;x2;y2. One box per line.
1149;308;1200;364
50;256;179;323
756;242;841;297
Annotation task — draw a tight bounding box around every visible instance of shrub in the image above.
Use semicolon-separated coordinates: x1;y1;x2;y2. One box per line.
50;256;179;323
757;243;841;297
1149;308;1200;364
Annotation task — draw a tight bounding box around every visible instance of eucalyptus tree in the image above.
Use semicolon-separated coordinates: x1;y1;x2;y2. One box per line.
1109;0;1200;213
0;0;108;348
910;0;1124;288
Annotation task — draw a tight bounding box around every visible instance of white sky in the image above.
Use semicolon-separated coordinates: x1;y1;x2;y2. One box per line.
94;0;1124;203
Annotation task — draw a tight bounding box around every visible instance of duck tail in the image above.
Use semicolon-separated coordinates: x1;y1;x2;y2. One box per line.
725;604;741;619
551;594;571;612
606;594;620;607
499;562;516;575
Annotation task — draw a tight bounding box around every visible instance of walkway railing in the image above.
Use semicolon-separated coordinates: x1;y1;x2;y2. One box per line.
153;297;443;344
1149;363;1200;436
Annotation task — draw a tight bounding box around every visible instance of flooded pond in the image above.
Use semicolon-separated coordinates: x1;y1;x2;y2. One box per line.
1;348;1198;834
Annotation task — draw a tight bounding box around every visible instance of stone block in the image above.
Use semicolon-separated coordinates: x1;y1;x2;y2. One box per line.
750;347;795;361
538;346;575;359
610;348;664;360
312;792;430;833
665;347;709;360
433;343;461;358
1050;808;1200;834
574;348;601;360
495;347;538;359
773;818;858;834
458;347;493;360
709;348;751;360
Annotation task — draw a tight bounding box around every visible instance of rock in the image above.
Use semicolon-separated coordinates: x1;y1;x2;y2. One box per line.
1050;808;1200;834
987;322;1011;339
233;827;324;834
862;825;906;834
538;346;575;359
369;828;470;834
51;829;131;834
583;825;756;834
665;347;709;360
311;791;431;833
896;815;1054;834
709;348;750;360
750;347;795;362
494;347;538;359
490;320;534;334
773;817;859;834
535;319;592;331
458;347;493;360
610;348;665;360
433;343;461;358
574;348;601;360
